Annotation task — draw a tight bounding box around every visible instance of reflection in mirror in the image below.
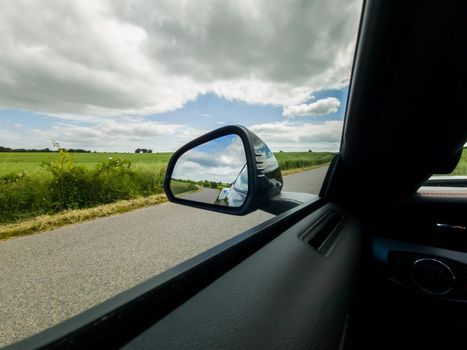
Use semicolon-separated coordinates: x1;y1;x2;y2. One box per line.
170;134;248;207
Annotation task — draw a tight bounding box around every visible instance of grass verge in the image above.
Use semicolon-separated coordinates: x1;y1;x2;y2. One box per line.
0;194;167;241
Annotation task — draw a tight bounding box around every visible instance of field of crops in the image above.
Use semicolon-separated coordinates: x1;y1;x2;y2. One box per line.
0;152;171;176
0;151;335;177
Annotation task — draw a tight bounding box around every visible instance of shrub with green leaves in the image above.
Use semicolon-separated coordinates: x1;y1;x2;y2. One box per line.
0;171;27;184
0;172;49;223
0;149;167;224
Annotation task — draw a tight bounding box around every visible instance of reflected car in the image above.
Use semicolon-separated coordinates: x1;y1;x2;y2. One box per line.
216;163;248;207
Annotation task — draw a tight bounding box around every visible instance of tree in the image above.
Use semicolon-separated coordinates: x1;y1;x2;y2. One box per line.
135;149;141;153
148;149;153;153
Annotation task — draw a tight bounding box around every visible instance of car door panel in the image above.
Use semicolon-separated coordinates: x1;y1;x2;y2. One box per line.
123;203;361;350
8;199;362;350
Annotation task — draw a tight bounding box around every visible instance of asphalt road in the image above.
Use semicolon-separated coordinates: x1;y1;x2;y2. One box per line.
179;187;221;204
0;167;327;347
282;166;328;194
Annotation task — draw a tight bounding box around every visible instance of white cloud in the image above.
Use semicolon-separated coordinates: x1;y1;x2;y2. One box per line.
0;0;362;118
29;119;206;152
283;97;341;117
250;120;343;152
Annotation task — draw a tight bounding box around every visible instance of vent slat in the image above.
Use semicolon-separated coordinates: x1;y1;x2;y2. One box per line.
303;212;343;254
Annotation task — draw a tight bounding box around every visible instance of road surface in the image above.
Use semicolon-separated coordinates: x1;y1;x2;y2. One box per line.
283;166;328;194
179;187;221;204
0;167;327;347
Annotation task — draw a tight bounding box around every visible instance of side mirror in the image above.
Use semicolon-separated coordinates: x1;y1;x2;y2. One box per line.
164;125;283;215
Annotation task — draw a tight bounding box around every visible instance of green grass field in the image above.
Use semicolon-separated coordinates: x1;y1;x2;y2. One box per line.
1;148;465;178
0;151;336;176
0;152;172;176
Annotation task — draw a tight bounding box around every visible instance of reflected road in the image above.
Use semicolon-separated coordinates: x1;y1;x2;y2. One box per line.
179;187;221;204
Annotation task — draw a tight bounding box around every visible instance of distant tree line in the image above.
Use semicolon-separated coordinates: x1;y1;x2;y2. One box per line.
0;146;91;153
135;148;153;153
63;148;92;153
173;178;230;188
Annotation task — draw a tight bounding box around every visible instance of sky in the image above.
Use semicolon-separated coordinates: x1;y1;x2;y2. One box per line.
0;0;363;153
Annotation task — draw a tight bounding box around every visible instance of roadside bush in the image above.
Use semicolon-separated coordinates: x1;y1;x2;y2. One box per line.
0;150;167;224
131;167;166;197
0;173;49;223
94;157;133;177
41;149;95;210
0;171;27;184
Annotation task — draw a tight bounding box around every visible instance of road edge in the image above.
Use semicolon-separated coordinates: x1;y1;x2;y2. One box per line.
0;194;168;241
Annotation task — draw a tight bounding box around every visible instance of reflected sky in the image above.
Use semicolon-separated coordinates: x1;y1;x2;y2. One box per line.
172;134;246;183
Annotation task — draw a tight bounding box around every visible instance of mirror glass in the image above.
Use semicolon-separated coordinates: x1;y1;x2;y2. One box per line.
170;134;248;207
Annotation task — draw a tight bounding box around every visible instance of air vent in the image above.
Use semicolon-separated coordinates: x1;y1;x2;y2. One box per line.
302;211;344;254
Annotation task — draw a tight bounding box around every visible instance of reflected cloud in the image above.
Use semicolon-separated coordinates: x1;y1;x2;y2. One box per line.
172;134;246;183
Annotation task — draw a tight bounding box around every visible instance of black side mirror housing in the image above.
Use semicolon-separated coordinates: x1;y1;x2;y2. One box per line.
164;125;316;215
